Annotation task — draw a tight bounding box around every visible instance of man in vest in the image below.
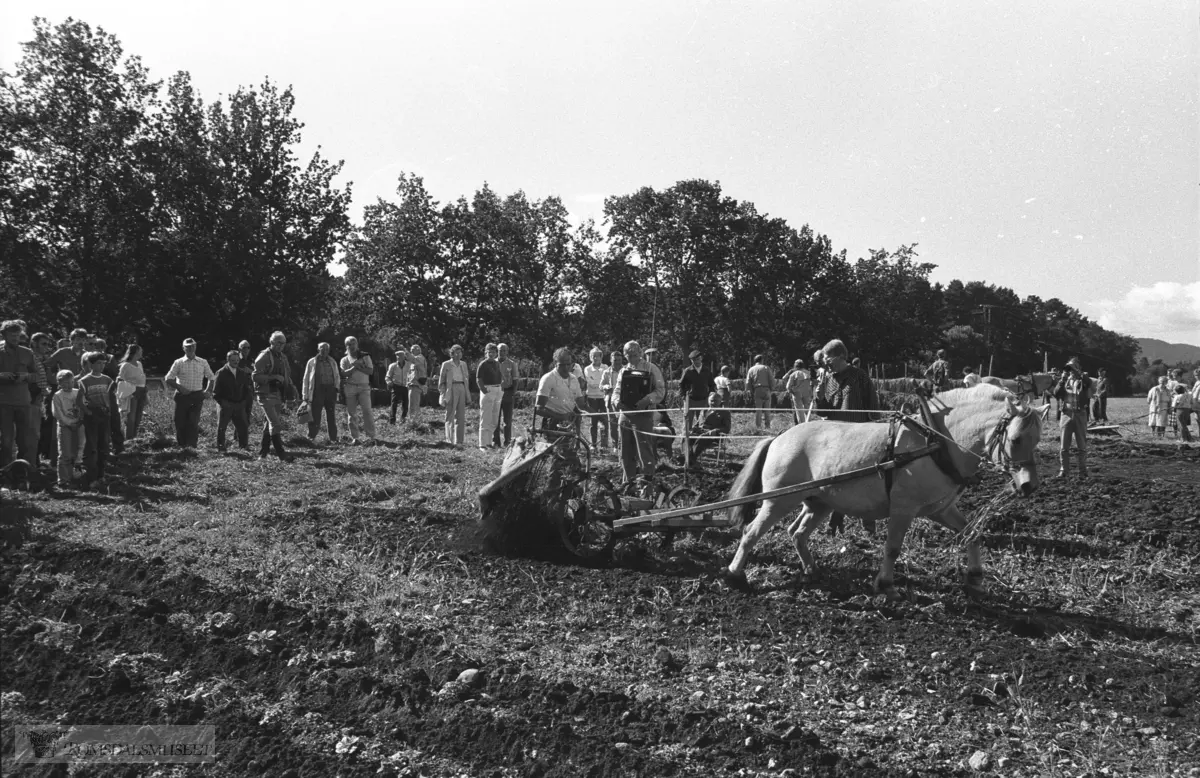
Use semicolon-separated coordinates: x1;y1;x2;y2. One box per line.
1052;356;1091;480
612;340;666;484
253;331;295;462
925;349;951;391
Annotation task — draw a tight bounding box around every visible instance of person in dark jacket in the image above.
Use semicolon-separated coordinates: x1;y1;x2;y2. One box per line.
815;338;879;535
679;349;716;428
214;350;251;451
688;392;732;463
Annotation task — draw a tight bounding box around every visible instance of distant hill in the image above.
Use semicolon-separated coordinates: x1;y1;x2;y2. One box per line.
1136;338;1200;364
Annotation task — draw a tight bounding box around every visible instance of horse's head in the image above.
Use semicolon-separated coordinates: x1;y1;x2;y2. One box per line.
1001;395;1048;497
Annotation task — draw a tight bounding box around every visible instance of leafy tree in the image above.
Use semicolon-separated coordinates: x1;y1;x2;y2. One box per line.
1;17;163;338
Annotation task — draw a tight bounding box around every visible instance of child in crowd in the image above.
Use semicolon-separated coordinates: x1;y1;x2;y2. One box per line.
1171;385;1193;443
51;370;82;487
77;351;114;485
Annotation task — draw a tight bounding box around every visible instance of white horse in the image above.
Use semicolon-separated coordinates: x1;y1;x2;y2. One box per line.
723;387;1048;598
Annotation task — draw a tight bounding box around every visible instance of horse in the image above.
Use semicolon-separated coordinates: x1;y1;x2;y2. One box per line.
723;386;1049;599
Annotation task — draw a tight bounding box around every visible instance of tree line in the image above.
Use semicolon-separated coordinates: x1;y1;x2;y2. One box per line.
2;18;1144;393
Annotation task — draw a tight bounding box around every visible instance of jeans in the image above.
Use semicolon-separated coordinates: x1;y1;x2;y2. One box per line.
82;414;110;482
125;386;147;439
57;423;81;484
308;383;338;441
753;388;772;428
217;401;249;449
493;388;515;447
173;392;205;448
587;397;609;449
0;403;31;467
344;383;375;440
1059;411;1088;475
389;384;409;423
478;386;502;447
443;383;467;444
618;410;656;483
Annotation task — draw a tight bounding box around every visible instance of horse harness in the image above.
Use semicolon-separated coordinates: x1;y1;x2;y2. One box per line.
874;396;1020;497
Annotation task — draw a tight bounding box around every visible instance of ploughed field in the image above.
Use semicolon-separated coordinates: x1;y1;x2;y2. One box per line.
2;395;1197;777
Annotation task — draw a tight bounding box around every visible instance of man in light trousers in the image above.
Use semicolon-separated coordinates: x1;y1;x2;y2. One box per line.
476;343;503;449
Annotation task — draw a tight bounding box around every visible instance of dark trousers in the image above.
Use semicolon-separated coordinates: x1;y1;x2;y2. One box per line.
217;401;249;449
173;392;205;448
41;396;57;464
82;414;110;482
493;388;515;446
1096;396;1108;422
109;392;125;454
389;384;409;423
308;383;338;441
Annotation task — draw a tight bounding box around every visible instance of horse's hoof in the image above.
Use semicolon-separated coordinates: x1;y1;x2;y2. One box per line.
964;572;988;597
795;570;823;585
721;569;752;592
873;581;903;601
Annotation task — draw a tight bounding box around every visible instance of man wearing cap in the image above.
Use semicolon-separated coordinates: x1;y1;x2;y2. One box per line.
493;343;518;447
164;338;215;449
783;359;813;425
612;340;666;484
303;342;340;443
679;349;716;428
387;348;409;425
476;343;503;449
745;354;776;429
1051;356;1091;479
408;344;428;421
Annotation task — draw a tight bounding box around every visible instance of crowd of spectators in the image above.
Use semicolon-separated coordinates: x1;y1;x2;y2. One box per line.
5;317;1197;494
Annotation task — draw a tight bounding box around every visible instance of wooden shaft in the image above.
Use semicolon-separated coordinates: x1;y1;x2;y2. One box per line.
612;442;941;528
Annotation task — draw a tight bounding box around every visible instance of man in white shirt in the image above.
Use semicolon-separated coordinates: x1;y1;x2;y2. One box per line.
745;354;776;429
303;342;341;443
164;338;215;449
535;347;587;432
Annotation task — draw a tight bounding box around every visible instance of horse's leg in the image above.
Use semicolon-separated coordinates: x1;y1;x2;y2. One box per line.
928;504;985;594
726;498;793;588
789;503;832;578
875;512;914;600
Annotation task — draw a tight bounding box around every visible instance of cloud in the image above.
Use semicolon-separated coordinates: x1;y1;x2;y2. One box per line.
1090;282;1200;344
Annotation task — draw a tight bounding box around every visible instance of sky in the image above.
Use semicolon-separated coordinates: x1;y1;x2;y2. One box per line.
3;0;1197;345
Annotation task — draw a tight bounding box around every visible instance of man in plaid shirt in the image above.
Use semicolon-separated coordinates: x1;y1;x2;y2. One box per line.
165;338;215;449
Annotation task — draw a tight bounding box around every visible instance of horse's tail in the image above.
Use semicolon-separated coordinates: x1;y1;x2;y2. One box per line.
727;437;774;529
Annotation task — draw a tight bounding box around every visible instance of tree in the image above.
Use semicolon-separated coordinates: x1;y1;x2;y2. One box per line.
1;17;163;338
